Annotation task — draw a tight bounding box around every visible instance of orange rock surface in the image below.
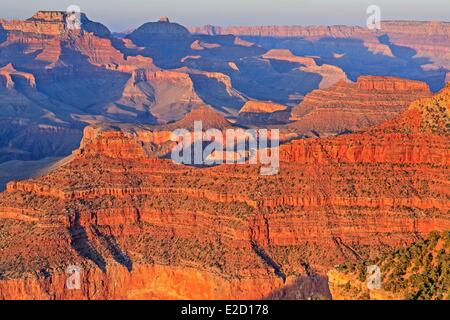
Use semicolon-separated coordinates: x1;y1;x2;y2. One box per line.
289;76;431;135
238;101;290;125
240;101;287;114
0;84;448;299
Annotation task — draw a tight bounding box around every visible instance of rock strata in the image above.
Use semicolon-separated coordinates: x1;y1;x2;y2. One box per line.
0;86;448;299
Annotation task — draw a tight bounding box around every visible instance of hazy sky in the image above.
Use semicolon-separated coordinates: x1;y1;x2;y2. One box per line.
1;0;449;31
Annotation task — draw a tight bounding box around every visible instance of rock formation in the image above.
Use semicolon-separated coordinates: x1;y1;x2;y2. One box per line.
162;105;233;131
126;18;192;68
191;21;450;91
238;101;290;125
288;76;431;136
0;11;110;38
0;63;36;88
0;12;209;166
0;84;448;299
262;49;348;89
0;12;449;301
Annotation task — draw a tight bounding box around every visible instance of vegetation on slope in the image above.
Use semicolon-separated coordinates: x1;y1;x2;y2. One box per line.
335;231;450;300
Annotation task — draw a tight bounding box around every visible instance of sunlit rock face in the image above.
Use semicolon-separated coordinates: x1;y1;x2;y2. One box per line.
238;101;290;125
0;11;111;37
288;76;432;136
0;87;448;299
0;11;449;300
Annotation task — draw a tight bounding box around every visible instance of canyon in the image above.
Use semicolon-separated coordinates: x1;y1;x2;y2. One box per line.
0;83;448;299
1;12;449;171
0;10;449;300
190;21;450;90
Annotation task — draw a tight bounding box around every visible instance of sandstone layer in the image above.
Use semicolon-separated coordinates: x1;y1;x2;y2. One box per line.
288;76;431;136
0;85;448;299
238;101;290;125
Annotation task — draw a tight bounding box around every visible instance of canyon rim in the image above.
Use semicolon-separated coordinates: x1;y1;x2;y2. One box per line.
0;3;449;302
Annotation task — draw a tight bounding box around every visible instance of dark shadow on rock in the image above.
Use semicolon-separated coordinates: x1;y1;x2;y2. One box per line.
91;226;133;272
269;59;301;73
231;57;322;104
113;103;159;125
68;209;107;272
0;23;6;45
242;36;447;92
39;267;52;279
251;241;286;282
378;35;419;62
191;34;266;59
237;110;292;126
189;73;246;111
377;34;447;91
0;43;50;71
126;25;192;69
264;274;332;300
265;258;332;300
36;47;130;111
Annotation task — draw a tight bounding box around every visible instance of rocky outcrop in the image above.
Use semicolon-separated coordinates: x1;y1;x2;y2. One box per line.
0;11;110;37
240;101;287;114
191;40;221;50
262;49;348;89
0;63;36;88
128;19;191;43
356;76;430;92
288;76;431;135
126;19;192;68
190;21;449;52
238;101;290;125
0;62;85;163
164;105;232;130
141;70;205;122
0;87;448;299
187;70;247;112
71;105;234;160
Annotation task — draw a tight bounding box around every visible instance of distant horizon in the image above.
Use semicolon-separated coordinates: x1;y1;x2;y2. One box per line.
3;13;450;33
1;0;449;32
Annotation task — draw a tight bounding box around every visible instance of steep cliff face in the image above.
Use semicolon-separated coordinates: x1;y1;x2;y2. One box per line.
288;76;431;136
0;60;84;163
238;101;290;125
0;12;212;167
0;86;448;299
0;11;111;38
112;69;206;123
0;13;130;165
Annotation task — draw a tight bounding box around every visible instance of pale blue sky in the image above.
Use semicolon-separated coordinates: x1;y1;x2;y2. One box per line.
1;0;448;31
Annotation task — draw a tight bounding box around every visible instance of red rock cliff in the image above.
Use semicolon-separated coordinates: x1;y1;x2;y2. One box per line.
0;85;448;300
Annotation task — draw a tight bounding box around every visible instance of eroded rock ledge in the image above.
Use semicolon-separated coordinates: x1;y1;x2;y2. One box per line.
0;86;448;299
